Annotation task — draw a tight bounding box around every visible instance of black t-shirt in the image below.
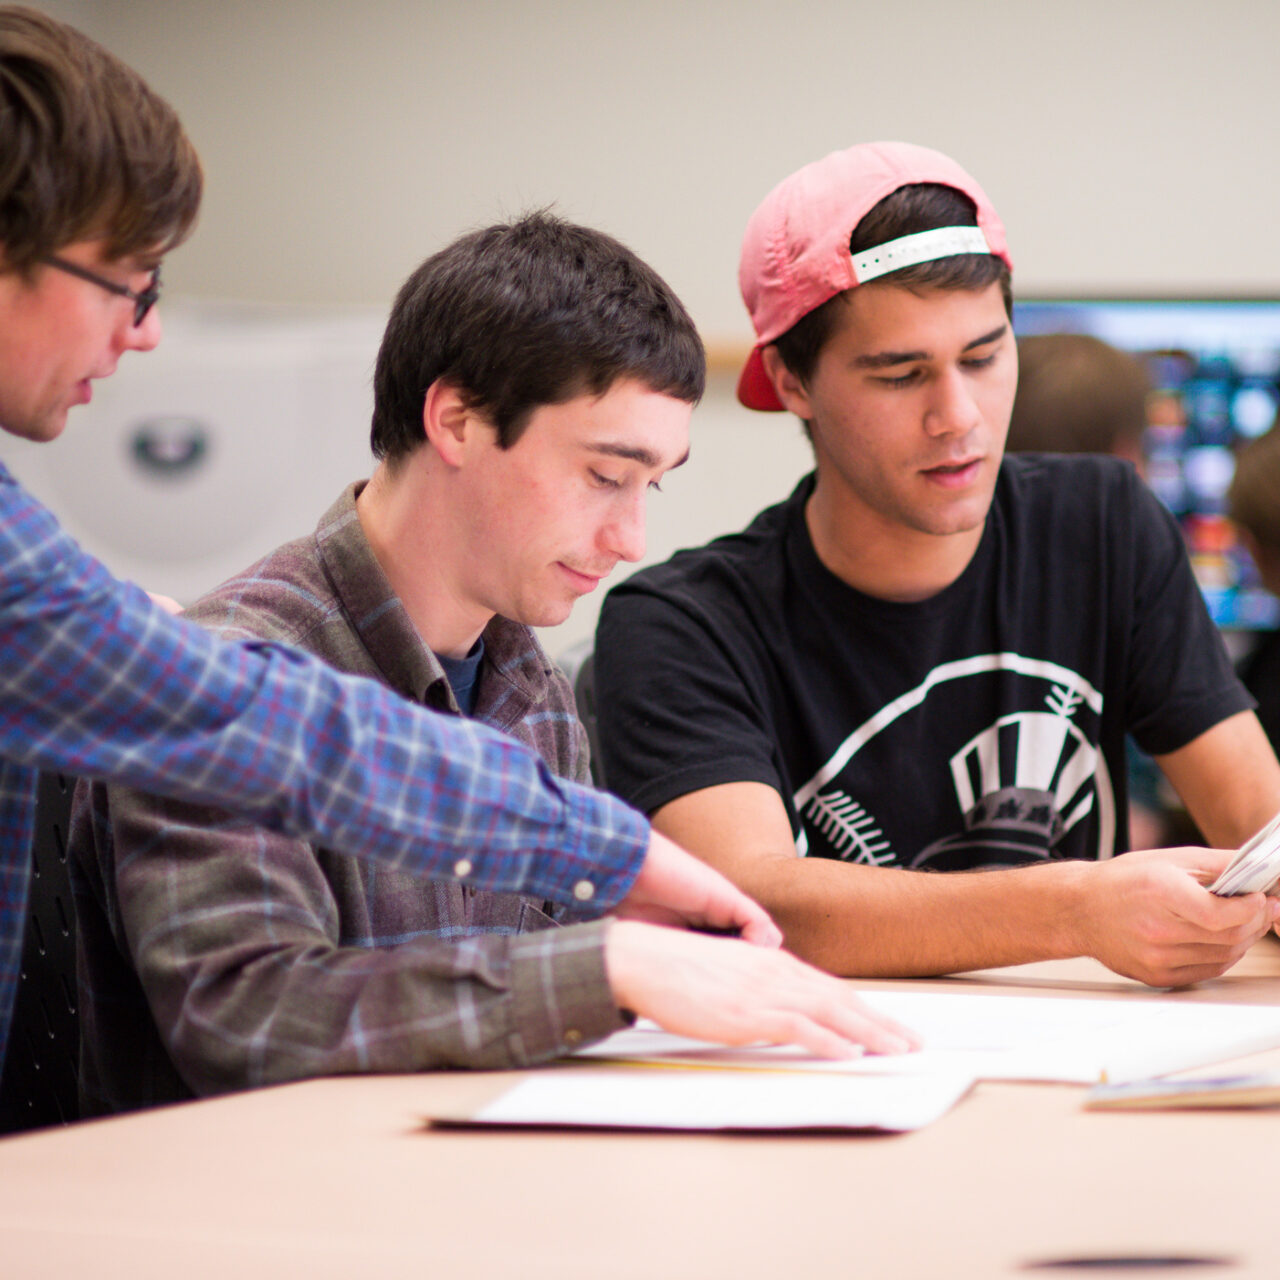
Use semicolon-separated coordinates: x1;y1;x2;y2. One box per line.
596;455;1252;870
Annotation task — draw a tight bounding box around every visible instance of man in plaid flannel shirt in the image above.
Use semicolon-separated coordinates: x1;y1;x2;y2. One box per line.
0;6;913;1085
72;213;913;1109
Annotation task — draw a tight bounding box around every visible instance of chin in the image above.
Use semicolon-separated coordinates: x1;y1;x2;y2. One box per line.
517;598;576;630
4;419;65;444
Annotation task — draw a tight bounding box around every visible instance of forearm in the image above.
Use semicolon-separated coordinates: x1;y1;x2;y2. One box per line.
738;855;1094;977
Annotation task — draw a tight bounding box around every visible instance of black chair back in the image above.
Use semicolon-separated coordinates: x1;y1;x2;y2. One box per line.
0;771;81;1133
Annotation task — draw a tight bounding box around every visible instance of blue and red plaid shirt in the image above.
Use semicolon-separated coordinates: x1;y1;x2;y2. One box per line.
0;462;647;1062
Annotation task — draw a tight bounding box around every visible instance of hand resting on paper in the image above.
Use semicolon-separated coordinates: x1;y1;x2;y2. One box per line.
603;920;919;1059
1073;847;1280;987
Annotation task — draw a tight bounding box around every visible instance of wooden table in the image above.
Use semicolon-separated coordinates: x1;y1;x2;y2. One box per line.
2;944;1279;1279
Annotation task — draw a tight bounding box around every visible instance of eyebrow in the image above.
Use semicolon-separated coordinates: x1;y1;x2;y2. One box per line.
103;255;162;281
853;322;1009;370
587;442;691;470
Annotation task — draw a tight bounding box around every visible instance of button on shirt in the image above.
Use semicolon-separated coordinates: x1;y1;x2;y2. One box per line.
0;463;647;1068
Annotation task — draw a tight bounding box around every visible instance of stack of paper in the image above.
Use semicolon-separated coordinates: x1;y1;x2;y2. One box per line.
1086;1071;1280;1110
575;991;1280;1085
430;1069;974;1133
1211;809;1280;896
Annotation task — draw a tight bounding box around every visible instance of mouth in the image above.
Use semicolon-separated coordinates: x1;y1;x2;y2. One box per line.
557;563;609;594
921;457;983;488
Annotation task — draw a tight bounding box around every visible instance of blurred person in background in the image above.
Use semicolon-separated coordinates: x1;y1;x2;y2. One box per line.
1228;425;1280;755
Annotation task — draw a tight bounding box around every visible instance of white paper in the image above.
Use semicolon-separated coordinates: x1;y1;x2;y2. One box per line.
575;991;1280;1085
465;1068;974;1132
1210;808;1280;896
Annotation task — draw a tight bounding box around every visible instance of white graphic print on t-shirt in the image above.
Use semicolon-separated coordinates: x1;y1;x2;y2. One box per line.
792;654;1116;871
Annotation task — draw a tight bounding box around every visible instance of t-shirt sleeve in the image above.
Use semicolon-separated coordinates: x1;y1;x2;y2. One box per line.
1122;473;1254;756
595;581;785;816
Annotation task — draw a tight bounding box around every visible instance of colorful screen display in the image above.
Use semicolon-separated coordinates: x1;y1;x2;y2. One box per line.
1013;299;1280;630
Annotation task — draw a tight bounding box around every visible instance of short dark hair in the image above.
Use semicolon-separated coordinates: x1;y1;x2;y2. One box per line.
772;183;1013;388
1007;333;1150;457
0;6;202;272
370;211;705;462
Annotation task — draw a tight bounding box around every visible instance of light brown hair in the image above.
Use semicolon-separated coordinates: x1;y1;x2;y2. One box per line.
1229;425;1280;554
0;5;201;272
1008;333;1150;458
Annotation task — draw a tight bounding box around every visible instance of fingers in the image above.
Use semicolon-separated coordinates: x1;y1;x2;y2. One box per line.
745;1011;869;1061
1112;931;1264;986
722;904;784;949
603;921;919;1059
1108;851;1272;937
721;996;917;1061
145;590;183;615
821;995;922;1056
622;829;784;947
1174;886;1271;937
1086;855;1277;985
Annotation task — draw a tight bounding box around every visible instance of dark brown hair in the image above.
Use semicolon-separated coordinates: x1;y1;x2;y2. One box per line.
772;183;1012;388
0;5;202;271
371;211;704;462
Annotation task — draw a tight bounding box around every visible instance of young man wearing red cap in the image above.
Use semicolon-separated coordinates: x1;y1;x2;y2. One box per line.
596;141;1280;987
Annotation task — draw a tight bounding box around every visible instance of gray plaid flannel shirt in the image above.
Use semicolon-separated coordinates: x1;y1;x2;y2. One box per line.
71;484;626;1114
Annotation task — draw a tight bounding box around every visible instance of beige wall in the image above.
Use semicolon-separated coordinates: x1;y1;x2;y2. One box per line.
12;0;1280;651
38;0;1280;322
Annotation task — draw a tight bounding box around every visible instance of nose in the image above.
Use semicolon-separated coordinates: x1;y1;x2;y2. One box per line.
123;304;163;354
923;366;981;438
601;491;647;564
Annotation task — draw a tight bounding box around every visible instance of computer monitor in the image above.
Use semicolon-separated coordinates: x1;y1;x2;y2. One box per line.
1013;297;1280;631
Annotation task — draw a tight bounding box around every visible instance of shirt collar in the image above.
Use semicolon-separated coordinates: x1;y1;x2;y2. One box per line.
312;482;553;715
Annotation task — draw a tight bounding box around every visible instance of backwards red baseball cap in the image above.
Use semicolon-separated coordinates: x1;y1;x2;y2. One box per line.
737;141;1013;411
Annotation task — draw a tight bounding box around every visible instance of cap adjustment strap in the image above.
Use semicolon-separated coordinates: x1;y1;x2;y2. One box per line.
851;225;992;285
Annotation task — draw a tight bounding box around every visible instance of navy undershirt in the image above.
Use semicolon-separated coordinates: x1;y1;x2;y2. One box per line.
435;639;485;716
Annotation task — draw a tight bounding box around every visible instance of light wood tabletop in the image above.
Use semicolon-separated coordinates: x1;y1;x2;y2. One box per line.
3;942;1280;1279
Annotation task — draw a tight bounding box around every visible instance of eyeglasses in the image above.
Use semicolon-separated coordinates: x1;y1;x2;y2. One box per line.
39;254;162;327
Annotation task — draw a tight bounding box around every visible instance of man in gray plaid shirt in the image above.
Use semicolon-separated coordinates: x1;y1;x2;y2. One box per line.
70;213;915;1113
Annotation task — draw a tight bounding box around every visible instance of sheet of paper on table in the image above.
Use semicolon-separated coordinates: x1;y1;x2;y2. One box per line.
428;1068;975;1133
574;991;1280;1085
1210;808;1280;896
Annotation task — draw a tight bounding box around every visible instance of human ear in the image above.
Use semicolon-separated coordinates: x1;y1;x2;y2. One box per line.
421;380;472;468
760;346;814;419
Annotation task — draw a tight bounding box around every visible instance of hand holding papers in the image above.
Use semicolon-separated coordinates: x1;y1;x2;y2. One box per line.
1210;809;1280;896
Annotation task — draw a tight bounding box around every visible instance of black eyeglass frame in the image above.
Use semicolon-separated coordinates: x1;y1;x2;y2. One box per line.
39;254;162;327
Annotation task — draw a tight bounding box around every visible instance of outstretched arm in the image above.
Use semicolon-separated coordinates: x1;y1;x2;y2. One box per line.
2;467;646;908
